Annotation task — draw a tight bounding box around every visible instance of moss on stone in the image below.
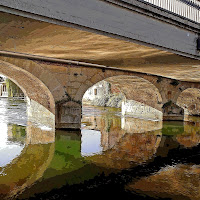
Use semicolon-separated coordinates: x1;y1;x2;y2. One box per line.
6;79;24;97
162;101;172;108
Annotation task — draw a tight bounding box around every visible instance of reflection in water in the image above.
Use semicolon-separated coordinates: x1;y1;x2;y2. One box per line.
1;103;200;199
126;120;200;200
0;99;26;168
81;106;162;169
0;99;55;200
0;123;24;168
18;106;165;199
176;121;200;148
26;122;55;145
0;142;54;200
128;164;200;200
81;129;103;156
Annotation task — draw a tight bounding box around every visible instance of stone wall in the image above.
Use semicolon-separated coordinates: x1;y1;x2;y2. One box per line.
26;98;55;131
121;117;163;133
177;88;200;116
1;55;200;129
83;80;110;101
26;122;55;144
121;100;163;121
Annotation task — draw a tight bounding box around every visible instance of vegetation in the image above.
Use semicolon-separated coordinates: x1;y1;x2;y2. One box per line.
6;79;24;97
8;124;26;144
91;93;124;108
106;93;124;108
0;76;4;82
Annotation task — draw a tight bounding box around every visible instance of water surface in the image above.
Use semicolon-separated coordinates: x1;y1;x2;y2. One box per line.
0;101;199;200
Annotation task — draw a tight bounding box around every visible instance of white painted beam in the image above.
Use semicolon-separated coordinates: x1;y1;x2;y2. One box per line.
0;0;199;59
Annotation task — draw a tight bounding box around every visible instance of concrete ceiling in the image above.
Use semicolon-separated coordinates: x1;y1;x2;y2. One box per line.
0;12;200;82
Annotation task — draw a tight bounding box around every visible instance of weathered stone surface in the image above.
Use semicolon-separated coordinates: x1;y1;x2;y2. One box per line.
177;88;200;116
122;100;163;121
1;51;200;129
27;98;55;131
26;122;55;145
0;59;55;114
56;101;82;129
121;117;163;133
163;102;184;121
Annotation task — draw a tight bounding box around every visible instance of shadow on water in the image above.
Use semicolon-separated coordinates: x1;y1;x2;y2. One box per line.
0;99;55;200
16;107;200;200
1;103;200;200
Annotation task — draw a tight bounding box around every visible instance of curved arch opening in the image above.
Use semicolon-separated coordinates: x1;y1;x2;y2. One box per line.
0;75;27;169
0;60;56;198
0;60;55;125
177;88;200;120
81;75;163;157
0;61;56;169
82;75;163;120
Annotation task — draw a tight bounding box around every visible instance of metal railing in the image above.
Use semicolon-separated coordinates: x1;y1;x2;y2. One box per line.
140;0;200;23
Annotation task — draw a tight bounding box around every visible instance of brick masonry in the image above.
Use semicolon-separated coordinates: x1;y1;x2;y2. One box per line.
1;56;200;129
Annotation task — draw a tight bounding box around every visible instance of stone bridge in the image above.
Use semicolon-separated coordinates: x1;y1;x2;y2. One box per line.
1;53;200;129
0;1;200;129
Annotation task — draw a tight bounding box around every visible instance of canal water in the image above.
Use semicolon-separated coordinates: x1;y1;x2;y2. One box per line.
0;99;200;199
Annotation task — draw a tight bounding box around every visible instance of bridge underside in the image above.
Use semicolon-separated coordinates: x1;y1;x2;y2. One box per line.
0;0;199;59
0;8;200;129
1;53;200;129
0;12;200;82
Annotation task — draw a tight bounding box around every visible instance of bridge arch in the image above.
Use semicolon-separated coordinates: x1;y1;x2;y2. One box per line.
81;74;162;108
177;88;200;119
0;60;56;131
82;74;163;122
1;54;199;128
0;60;55;114
0;60;56;199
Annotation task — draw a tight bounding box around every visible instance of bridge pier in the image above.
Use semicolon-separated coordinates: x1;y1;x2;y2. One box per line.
1;56;200;129
55;101;82;129
162;101;184;121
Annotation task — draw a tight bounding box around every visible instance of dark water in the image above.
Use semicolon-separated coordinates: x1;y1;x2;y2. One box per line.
0;100;200;200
